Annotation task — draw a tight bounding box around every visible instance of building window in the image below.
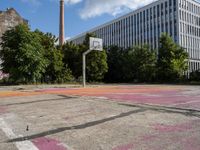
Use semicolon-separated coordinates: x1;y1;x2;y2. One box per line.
166;22;168;33
169;0;172;6
153;6;156;18
165;1;168;14
161;3;163;16
157;5;160;17
174;0;176;11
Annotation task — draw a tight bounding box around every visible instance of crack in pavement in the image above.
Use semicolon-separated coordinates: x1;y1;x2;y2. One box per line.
7;109;146;142
119;103;200;118
0;96;73;106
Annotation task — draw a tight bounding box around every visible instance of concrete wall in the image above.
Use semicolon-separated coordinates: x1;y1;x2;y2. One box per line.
0;8;27;78
0;8;27;45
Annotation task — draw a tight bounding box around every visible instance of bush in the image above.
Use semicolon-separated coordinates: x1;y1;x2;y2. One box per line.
190;70;200;81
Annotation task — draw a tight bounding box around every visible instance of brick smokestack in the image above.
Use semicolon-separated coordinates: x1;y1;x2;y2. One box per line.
59;0;65;46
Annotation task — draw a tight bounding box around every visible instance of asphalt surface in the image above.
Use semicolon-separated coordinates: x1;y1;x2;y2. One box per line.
0;84;200;150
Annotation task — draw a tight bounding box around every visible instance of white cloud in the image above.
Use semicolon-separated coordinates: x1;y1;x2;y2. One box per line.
20;0;158;20
64;0;82;4
21;0;82;6
65;37;71;41
50;0;82;5
79;0;156;19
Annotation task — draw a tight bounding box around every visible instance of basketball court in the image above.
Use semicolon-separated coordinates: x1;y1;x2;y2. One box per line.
0;84;200;150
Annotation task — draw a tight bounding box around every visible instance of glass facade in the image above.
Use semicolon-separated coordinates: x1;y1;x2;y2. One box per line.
70;0;200;73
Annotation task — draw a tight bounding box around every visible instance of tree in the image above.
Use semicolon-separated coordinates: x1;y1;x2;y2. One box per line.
34;31;73;83
62;42;83;79
105;46;133;82
157;33;188;82
63;33;108;82
190;70;200;81
0;24;48;83
105;45;156;83
130;45;156;82
83;33;108;81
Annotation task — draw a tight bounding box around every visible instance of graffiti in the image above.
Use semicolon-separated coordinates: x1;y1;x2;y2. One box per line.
0;71;9;80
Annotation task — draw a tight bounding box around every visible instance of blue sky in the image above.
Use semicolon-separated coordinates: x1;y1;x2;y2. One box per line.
0;0;157;39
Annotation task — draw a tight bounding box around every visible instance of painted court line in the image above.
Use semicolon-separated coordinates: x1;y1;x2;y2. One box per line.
0;118;38;150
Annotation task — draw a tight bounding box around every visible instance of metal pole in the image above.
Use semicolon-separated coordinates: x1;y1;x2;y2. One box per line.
82;49;93;88
83;53;86;87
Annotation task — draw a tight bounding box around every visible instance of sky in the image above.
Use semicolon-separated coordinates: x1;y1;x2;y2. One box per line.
0;0;158;39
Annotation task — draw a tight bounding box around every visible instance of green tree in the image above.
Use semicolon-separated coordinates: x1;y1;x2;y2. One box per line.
63;33;108;82
130;45;156;82
105;45;156;83
63;42;83;79
190;70;200;81
83;33;108;81
105;46;133;82
157;33;188;82
0;24;48;83
34;31;73;83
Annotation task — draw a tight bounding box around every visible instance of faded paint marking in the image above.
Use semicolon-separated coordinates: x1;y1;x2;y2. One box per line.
32;137;67;150
153;122;192;132
112;143;134;150
0;118;38;150
0;106;7;114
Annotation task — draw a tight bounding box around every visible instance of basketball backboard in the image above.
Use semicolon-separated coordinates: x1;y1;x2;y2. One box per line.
89;37;103;51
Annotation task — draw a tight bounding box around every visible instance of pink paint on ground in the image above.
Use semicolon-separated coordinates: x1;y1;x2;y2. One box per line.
32;137;67;150
153;122;192;132
112;143;134;150
36;88;73;92
183;137;200;150
141;135;157;141
0;106;7;114
100;93;200;108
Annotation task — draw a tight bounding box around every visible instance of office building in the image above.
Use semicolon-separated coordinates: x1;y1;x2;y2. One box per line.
70;0;200;72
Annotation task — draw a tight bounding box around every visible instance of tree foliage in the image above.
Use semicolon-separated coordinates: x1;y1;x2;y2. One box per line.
63;42;82;78
105;45;156;82
190;70;200;81
0;24;73;84
63;33;108;82
83;33;108;81
105;46;132;82
0;24;48;83
157;33;188;82
130;45;156;82
0;25;192;84
34;31;73;83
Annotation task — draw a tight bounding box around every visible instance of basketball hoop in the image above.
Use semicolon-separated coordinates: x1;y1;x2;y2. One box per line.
82;37;103;87
89;37;103;51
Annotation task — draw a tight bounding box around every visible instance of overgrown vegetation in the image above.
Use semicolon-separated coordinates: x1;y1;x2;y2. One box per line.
157;33;189;82
63;33;108;82
0;24;195;84
0;24;73;84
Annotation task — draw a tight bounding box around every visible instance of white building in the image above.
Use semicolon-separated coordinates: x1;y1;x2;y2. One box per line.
69;0;200;72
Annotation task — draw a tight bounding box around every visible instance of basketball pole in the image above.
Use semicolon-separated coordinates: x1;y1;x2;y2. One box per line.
82;49;93;88
83;37;103;88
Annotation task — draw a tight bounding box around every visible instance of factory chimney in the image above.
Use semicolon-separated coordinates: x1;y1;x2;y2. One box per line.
59;0;65;46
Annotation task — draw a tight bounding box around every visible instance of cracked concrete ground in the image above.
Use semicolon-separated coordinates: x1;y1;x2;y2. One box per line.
0;85;200;150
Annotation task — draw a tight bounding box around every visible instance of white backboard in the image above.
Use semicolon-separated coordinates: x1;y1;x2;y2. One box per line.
89;37;103;51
